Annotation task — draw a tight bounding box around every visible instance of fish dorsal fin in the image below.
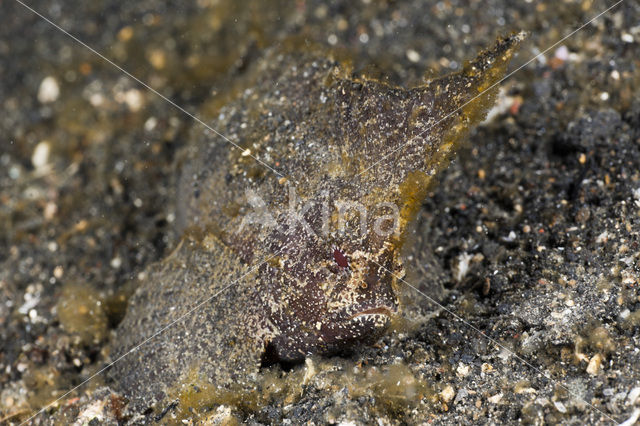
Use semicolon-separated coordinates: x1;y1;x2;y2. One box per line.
331;33;525;239
334;32;525;185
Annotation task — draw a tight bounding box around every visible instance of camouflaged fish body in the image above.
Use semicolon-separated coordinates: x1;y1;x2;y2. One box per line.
111;33;524;413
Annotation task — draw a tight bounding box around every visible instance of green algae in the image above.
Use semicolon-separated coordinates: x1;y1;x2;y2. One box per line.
56;282;108;345
166;358;434;423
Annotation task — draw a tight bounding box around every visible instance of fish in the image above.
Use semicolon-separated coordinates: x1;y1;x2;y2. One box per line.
109;33;525;416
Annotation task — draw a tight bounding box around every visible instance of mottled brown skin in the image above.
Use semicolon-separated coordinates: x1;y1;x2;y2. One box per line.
110;34;524;415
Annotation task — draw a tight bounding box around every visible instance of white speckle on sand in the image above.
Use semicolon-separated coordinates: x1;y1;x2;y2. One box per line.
553;400;567;413
555;45;569;61
31;141;51;170
38;76;60;103
621;33;634;43
124;89;144;112
488;393;503;404
406;49;421;63
454;252;473;282
111;257;122;269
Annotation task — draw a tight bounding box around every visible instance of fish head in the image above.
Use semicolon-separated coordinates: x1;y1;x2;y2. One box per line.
256;193;403;364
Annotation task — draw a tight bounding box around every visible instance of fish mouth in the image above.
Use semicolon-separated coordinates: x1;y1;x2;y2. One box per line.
347;306;395;320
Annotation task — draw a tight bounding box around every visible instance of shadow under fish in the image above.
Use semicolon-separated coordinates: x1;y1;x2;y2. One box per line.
108;32;525;419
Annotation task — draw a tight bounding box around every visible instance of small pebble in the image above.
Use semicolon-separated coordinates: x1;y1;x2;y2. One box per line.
554;45;569;61
117;26;134;42
148;49;166;70
38;76;60;103
456;363;470;376
144;117;158;132
53;266;64;279
31;141;51;170
44;202;57;220
554;400;567;413
124;89;144;112
441;384;456;403
578;153;586;164
111;257;122;269
586;353;603;375
406;49;421;63
488;393;503;404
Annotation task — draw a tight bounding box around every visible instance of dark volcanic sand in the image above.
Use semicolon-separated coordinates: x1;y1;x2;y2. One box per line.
1;0;639;424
